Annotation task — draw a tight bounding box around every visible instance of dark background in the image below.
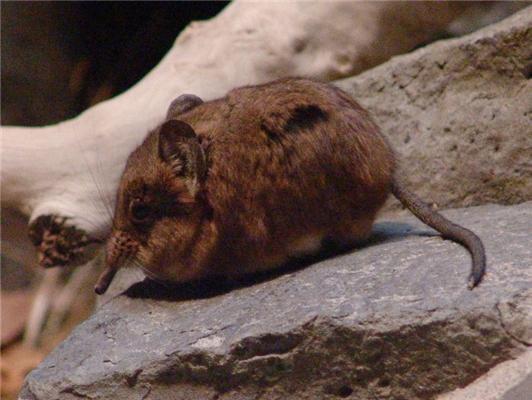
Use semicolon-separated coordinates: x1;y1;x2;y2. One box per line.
1;1;229;126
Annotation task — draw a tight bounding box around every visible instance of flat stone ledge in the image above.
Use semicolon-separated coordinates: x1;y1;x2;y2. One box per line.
20;202;532;400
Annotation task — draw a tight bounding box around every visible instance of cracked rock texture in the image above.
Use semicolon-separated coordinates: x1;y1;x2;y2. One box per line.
19;202;532;399
337;6;532;212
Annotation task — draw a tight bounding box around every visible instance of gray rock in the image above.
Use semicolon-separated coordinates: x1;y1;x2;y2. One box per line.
19;202;532;400
337;6;532;212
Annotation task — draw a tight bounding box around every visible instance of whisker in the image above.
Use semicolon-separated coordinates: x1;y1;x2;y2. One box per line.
97;290;124;308
82;179;115;225
5;134;118;227
35;143;117;235
74;143;116;223
93;155;117;220
41;204;110;240
130;259;172;288
60;198;113;235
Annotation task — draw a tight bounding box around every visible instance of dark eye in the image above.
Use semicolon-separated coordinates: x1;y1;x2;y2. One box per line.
130;198;152;224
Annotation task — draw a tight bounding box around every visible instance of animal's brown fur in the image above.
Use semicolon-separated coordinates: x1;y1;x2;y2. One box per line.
95;77;485;295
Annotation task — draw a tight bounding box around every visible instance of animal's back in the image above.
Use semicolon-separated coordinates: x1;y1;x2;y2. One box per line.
179;78;395;274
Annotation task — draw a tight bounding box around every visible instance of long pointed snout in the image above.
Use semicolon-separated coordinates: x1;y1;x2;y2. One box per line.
94;263;118;295
94;231;138;295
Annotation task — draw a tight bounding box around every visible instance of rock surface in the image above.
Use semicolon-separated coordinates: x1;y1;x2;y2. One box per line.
337;6;532;212
19;202;532;400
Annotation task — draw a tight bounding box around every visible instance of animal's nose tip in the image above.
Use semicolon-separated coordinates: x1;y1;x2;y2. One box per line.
94;264;118;295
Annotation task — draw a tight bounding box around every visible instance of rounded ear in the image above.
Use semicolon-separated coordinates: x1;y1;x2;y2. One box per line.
158;120;207;197
166;94;203;119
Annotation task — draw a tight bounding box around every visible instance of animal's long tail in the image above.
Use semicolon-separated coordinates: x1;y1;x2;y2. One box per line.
391;177;486;288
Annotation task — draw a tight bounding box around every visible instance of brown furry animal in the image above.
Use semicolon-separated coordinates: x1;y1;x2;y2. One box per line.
95;78;485;294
